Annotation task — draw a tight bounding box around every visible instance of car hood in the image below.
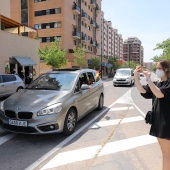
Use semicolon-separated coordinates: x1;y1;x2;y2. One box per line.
4;89;70;109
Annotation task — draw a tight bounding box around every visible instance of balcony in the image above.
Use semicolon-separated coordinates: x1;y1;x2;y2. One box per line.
81;12;88;21
72;4;80;14
81;36;88;43
90;20;96;27
90;0;96;8
90;40;96;46
72;31;81;39
96;6;101;13
96;24;100;31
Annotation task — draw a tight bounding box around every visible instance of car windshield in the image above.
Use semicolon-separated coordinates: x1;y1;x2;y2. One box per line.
116;70;131;76
26;73;76;91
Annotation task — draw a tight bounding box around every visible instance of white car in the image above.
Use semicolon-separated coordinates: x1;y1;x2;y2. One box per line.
113;68;135;86
0;74;25;98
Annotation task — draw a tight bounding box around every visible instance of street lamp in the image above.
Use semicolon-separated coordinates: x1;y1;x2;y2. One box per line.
100;20;105;78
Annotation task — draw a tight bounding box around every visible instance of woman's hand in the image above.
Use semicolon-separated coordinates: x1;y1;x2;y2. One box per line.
134;65;142;79
143;70;151;79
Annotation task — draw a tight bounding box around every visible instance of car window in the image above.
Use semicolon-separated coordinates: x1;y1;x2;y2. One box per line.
26;73;76;90
93;71;100;82
87;72;95;84
116;70;130;76
2;75;16;82
0;76;3;83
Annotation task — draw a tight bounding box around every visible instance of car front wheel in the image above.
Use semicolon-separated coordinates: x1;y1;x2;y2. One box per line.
63;108;77;136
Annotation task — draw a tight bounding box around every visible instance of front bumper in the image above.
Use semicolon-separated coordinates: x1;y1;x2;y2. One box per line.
0;110;65;134
113;79;131;85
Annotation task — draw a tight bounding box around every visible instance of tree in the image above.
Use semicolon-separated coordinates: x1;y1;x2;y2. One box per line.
151;38;170;62
73;44;87;68
38;37;67;69
122;60;138;70
108;57;120;71
90;57;100;69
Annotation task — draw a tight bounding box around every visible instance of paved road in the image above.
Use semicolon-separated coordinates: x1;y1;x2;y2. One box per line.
0;76;162;170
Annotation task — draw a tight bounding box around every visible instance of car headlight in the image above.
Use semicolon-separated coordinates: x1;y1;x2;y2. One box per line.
37;103;62;116
0;101;4;112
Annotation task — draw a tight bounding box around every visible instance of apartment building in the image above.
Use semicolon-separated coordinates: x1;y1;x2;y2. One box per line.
123;37;144;65
10;0;102;72
0;0;39;81
101;17;123;59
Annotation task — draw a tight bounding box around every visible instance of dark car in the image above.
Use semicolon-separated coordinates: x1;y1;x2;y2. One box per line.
0;69;104;135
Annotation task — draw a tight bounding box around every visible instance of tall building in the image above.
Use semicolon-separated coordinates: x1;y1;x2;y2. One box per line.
101;12;123;59
123;37;144;65
10;0;102;69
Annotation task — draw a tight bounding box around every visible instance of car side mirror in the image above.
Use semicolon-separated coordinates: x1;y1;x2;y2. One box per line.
81;84;90;90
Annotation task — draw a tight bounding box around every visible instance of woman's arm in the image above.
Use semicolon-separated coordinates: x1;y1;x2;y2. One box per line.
146;79;164;98
134;66;146;93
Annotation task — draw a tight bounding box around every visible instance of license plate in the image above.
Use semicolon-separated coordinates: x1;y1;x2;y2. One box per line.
9;119;27;127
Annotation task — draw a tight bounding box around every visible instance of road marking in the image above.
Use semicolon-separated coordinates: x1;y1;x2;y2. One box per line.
40;135;157;170
110;106;134;111
26;89;133;170
0;133;16;145
90;116;143;129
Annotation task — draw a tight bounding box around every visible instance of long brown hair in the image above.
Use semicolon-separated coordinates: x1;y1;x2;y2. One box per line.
157;59;170;78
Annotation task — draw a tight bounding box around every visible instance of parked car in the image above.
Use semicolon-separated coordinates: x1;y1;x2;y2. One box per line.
113;68;135;86
0;69;104;135
0;74;25;98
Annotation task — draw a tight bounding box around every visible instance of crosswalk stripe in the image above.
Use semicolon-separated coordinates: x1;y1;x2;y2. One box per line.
110;106;134;111
0;133;16;145
90;116;144;129
40;135;157;170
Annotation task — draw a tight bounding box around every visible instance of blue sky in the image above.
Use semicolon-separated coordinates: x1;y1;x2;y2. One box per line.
102;0;170;62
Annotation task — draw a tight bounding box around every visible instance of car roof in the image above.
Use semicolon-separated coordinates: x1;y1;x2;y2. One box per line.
117;68;133;70
46;68;96;74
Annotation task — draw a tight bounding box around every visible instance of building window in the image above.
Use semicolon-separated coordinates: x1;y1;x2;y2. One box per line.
88;5;90;10
41;36;62;43
54;22;61;28
73;15;76;20
35;8;61;16
34;24;39;29
82;21;84;26
85;23;87;28
85;1;87;6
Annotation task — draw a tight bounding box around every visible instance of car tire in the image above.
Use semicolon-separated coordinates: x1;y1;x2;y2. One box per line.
16;87;23;92
97;94;104;110
63;108;77;136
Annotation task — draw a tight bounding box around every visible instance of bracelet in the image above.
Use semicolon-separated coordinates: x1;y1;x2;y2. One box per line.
146;78;152;82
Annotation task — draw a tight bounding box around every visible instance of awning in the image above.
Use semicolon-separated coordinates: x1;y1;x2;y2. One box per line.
13;56;37;66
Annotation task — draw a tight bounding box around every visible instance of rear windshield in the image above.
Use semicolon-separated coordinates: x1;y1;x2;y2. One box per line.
26;73;76;91
116;70;131;76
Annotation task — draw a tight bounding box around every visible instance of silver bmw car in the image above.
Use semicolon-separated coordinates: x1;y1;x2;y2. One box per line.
0;69;104;135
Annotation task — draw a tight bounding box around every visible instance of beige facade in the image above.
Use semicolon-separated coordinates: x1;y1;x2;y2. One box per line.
0;0;40;80
0;30;39;76
0;0;10;18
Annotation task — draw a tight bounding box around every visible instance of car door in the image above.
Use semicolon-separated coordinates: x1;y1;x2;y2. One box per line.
0;75;7;97
73;73;93;118
87;71;102;107
2;75;18;95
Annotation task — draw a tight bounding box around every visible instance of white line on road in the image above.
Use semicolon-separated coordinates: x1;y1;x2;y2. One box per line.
90;116;143;129
40;135;157;170
110;106;134;111
26;89;132;170
0;133;16;145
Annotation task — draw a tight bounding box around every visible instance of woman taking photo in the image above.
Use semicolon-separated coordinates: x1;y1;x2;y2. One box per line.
134;59;170;170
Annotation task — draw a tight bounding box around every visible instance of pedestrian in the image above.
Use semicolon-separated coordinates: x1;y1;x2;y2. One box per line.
134;59;170;170
28;71;33;84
